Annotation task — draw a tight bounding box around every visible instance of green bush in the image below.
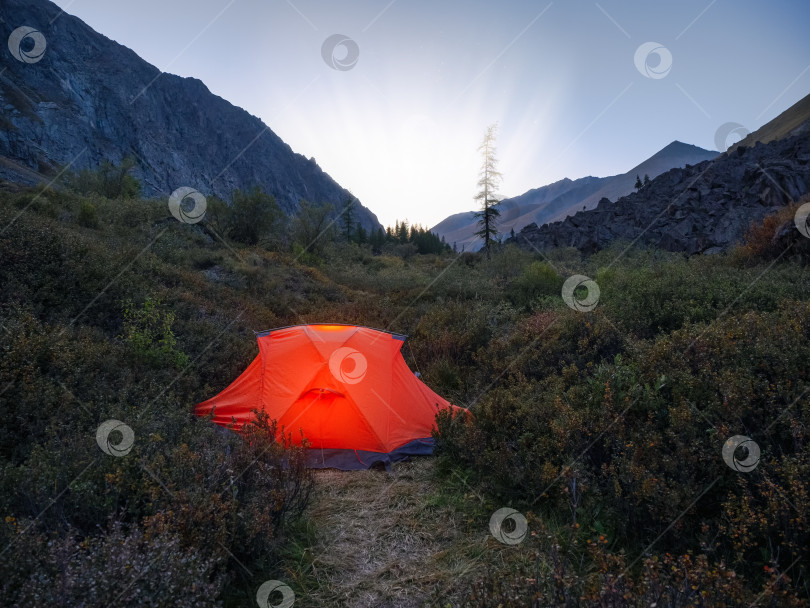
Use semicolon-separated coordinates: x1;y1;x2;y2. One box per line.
437;301;810;603
507;260;563;309
226;187;283;246
77;200;99;228
120;297;189;368
63;158;141;199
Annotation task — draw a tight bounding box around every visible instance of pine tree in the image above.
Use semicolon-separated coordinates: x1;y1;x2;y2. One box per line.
634;174;643;190
397;220;409;243
342;198;355;242
643;174;651;187
473;123;502;260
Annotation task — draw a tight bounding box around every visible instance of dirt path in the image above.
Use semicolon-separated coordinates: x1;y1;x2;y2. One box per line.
288;458;485;607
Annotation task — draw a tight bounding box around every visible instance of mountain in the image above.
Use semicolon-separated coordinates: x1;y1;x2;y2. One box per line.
431;141;717;250
729;92;810;152
431;176;605;251
0;0;381;231
511;93;810;255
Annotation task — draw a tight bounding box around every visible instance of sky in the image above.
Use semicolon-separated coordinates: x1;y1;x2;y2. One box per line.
50;0;810;229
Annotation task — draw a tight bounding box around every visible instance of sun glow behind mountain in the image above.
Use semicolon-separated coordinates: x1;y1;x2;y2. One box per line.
50;0;810;228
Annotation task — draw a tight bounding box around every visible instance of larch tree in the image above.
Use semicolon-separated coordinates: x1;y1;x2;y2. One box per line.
473;123;502;260
342;197;355;242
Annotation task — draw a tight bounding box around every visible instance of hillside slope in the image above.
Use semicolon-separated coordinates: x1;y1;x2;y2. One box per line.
729;91;810;152
0;0;381;230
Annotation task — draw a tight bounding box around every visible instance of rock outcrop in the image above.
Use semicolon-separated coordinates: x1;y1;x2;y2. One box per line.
511;130;810;255
0;0;381;230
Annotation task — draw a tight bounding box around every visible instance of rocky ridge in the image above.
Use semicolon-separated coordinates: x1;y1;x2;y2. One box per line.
511;129;810;255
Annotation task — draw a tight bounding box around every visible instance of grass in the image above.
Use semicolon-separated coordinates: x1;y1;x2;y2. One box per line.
1;179;809;606
280;458;538;608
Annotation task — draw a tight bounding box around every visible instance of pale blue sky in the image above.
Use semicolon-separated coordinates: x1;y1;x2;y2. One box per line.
51;0;810;228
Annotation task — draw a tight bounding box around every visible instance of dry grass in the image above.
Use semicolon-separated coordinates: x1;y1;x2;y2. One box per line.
282;458;495;607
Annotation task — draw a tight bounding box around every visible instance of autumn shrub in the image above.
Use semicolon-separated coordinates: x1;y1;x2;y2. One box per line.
437;282;810;603
734;194;810;263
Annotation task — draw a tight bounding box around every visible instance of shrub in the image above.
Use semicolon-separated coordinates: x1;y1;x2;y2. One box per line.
2;519;225;607
226;187;283;246
119;297;190;368
77;200;99;228
436;300;810;603
507;260;563;309
736;195;810;263
63;158;141;199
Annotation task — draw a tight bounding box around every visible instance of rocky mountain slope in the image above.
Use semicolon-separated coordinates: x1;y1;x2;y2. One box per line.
0;0;381;230
729;92;810;153
431;141;717;250
511;97;810;254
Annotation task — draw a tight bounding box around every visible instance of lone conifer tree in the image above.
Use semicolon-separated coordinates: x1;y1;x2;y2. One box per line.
634;174;642;190
342;197;355;242
473;123;502;260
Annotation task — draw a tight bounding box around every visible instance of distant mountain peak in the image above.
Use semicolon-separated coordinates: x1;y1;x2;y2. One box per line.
511;92;810;255
431;140;717;250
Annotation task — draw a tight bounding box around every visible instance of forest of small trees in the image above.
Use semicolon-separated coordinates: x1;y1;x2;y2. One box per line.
59;159;450;259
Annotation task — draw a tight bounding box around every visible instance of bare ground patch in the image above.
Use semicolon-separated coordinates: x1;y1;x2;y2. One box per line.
282;458;493;607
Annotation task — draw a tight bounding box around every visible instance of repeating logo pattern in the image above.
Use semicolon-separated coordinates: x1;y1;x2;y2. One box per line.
562;275;600;312
722;435;761;473
256;580;295;608
489;507;528;545
96;419;135;457
8;26;47;64
795;202;810;239
634;42;672;79
328;347;368;384
714;122;750;152
168;187;207;224
321;34;359;71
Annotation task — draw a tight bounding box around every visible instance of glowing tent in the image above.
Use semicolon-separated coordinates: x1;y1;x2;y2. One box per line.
195;324;467;470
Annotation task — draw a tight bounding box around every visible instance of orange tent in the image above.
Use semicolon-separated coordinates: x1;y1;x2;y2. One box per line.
195;324;467;469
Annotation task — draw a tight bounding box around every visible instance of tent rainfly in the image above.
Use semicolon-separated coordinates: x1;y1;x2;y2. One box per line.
195;324;467;470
